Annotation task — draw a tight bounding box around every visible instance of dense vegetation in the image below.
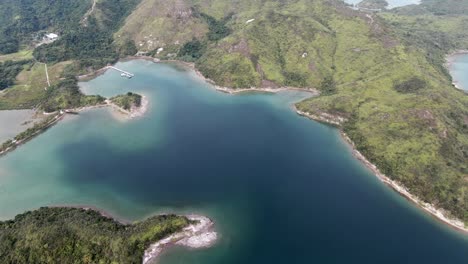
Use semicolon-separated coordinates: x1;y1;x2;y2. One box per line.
33;0;141;71
0;0;92;54
0;60;32;90
41;76;106;113
110;92;142;111
0;0;467;239
0;207;189;263
0;0;141;112
114;0;468;223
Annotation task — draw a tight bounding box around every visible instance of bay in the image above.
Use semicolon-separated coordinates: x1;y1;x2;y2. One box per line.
448;53;468;92
0;60;468;263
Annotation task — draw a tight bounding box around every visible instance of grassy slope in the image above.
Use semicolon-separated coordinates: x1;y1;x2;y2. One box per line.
0;207;189;264
0;50;33;63
115;0;209;51
299;3;468;222
0;61;71;110
381;0;468;61
117;0;468;223
0;0;142;111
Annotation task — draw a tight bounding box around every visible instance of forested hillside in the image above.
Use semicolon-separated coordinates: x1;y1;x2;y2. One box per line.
0;0;141;111
0;207;189;263
33;0;141;71
0;0;92;54
116;0;468;223
0;0;467;225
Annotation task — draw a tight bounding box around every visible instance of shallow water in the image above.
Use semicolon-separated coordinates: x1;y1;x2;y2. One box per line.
0;109;40;142
448;53;468;92
1;60;468;263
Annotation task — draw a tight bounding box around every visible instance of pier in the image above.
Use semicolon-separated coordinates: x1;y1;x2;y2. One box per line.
108;66;134;78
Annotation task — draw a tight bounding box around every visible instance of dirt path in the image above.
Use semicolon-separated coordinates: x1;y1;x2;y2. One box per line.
81;0;97;25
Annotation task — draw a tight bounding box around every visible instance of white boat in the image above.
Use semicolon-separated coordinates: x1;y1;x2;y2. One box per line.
120;73;133;79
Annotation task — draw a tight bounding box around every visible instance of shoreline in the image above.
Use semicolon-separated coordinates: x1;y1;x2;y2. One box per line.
295;108;468;233
177;49;468;233
341;131;468;233
2;56;467;234
0;113;64;157
0;98;146;157
215;86;320;95
143;215;217;264
107;94;149;120
48;204;131;224
445;50;468;91
162;59;322;95
47;205;217;264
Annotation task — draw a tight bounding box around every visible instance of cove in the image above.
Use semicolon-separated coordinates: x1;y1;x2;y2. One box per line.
1;60;468;263
448;52;468;92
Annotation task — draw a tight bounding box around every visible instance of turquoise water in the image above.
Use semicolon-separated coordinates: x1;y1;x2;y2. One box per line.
449;53;468;92
386;0;420;8
1;60;468;263
343;0;362;5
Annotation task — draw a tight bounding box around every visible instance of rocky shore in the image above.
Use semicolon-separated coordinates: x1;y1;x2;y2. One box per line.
295;109;347;126
216;86;320;95
107;94;149;119
293;103;467;232
340;132;467;232
143;215;217;264
445;50;468;91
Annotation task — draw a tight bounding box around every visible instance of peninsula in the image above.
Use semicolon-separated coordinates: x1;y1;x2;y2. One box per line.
0;207;217;263
0;0;467;260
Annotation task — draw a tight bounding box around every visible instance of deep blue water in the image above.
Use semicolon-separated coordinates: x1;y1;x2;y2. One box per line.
1;60;467;263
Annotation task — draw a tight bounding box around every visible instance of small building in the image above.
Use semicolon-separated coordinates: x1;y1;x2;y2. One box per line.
45;33;59;41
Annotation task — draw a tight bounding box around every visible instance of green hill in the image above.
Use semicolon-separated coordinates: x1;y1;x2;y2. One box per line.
117;0;468;223
0;0;467;225
0;207;189;264
0;0;93;54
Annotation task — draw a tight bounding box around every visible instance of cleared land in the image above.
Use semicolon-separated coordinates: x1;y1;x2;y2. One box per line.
0;50;33;63
0;61;71;110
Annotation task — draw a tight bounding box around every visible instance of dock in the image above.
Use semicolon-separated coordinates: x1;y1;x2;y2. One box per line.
108;66;134;78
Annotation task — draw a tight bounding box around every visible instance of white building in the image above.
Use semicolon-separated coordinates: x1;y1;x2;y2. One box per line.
45;33;59;41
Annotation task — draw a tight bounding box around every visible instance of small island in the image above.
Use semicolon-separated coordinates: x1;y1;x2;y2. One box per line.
0;207;217;264
110;92;142;111
109;92;148;118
